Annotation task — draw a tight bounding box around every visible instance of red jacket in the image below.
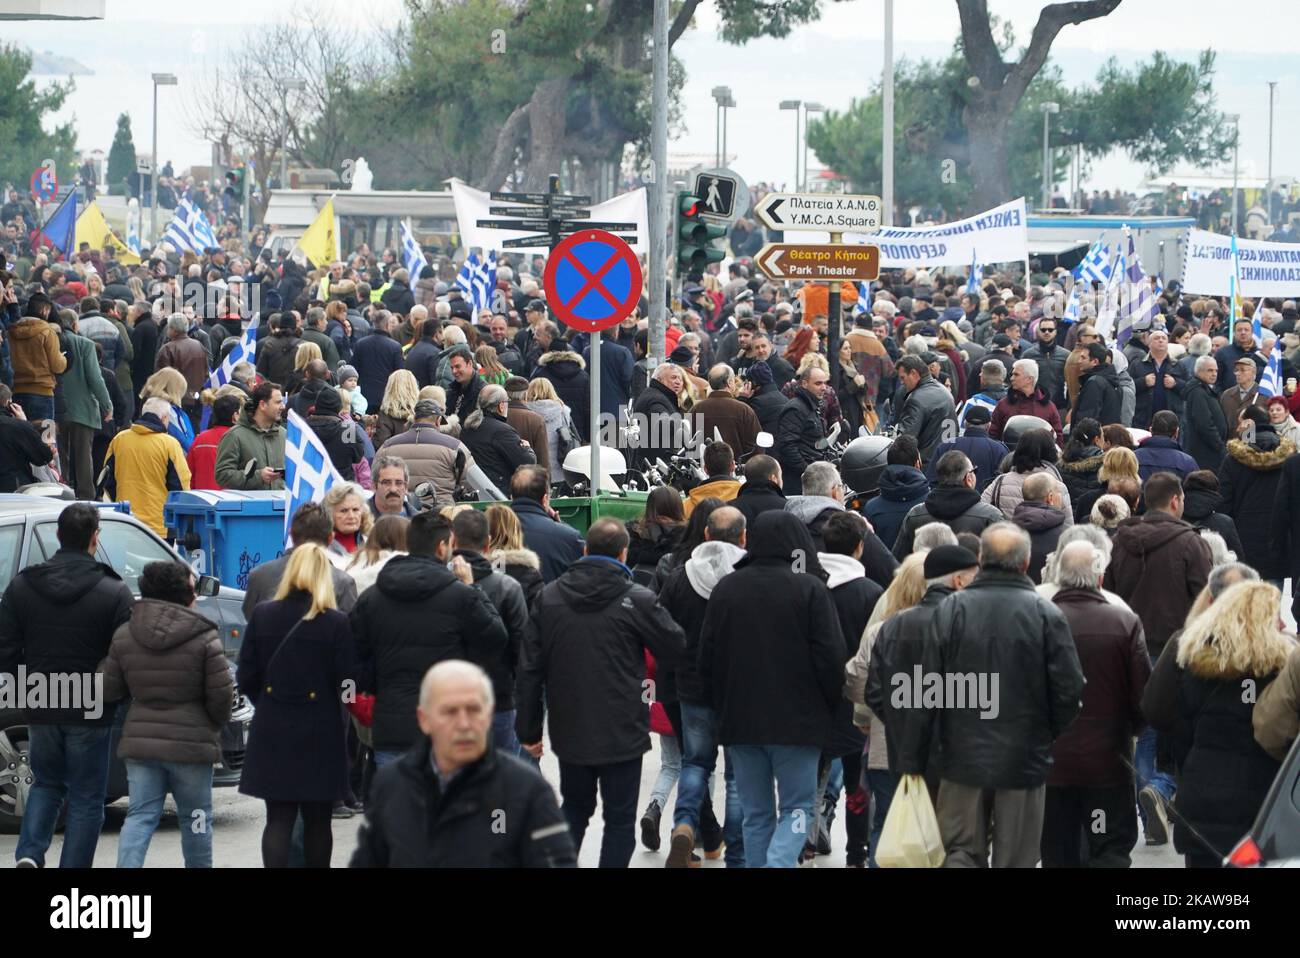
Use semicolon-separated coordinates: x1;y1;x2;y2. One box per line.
990;386;1063;443
187;425;229;490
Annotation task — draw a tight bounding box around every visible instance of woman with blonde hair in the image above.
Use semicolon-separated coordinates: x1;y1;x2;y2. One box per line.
843;551;930;866
322;482;372;564
236;542;355;867
474;344;510;386
373;368;419;447
127;276;147;304
1143;579;1296;867
140;367;196;451
485;503;543;606
286;341;323;396
523;377;574;478
1075;445;1140;520
346;514;408;594
85;272;104;297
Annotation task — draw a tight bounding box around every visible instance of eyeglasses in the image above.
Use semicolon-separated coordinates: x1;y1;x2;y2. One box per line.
1039;327;1056;334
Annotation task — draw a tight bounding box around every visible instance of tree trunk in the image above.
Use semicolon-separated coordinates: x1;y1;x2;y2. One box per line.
523;77;569;191
964;104;1012;211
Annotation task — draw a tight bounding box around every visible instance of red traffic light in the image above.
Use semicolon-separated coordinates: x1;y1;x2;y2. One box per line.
683;201;698;217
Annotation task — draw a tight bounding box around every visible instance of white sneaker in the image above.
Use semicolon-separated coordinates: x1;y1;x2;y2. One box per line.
15;857;39;869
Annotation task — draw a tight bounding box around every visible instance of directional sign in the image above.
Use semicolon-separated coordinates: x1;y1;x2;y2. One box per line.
543;229;643;333
692;168;749;226
476;218;551;231
755;192;882;233
489;205;547;216
502;234;554;249
570;221;636;232
756;243;881;282
491;191;591;206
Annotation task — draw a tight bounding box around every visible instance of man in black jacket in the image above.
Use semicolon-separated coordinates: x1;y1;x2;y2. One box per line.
0;385;54;490
404;316;442;389
460;384;537;493
1075;342;1123;426
444;346;483;424
732;453;786;525
243;503;358;617
776;363;828;494
739;360;786;436
629;363;685;471
350;511;507;768
516;518;686;868
450;509;532;763
254;311;302;389
0;503;135;868
350;310;405;410
350;660;576;868
898;523;1084;868
786;461;897;585
1181;356;1228;470
894;355;957;466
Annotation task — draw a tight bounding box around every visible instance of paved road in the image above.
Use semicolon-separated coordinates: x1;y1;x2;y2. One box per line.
1;733;1182;868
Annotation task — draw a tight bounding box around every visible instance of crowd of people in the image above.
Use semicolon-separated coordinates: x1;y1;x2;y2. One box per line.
1;226;1299;870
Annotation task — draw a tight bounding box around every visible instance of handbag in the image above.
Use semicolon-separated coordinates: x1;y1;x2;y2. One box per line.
875;773;946;868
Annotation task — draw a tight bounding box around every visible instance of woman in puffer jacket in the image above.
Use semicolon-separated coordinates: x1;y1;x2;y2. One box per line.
981;427;1074;525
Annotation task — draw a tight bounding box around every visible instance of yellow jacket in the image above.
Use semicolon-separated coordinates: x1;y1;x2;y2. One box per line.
105;420;192;536
684;477;741;518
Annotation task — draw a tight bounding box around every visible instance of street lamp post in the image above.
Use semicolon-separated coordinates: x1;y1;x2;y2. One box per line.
882;0;894;226
722;92;735;166
149;72;177;246
279;76;306;190
1040;101;1060;211
779;100;801;192
1228;113;1241;237
802;102;824;191
711;86;731;166
1267;81;1277;228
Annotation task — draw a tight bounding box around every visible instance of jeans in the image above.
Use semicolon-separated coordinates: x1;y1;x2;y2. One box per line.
117;760;214;868
729;744;820;868
1135;723;1176;819
864;768;899;869
15;723;113;867
671;702;745;866
13;393;54;422
491;709;537;767
558;757;643;868
649;734;681;809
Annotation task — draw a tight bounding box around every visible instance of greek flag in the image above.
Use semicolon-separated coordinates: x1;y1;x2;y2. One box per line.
965;249;981;295
1060;279;1082;326
1095;243;1124;342
456;250;498;314
199;324;257;430
164;197;219;254
1074;239;1113;286
399;221;425;292
1259;337;1282;398
853;281;871;316
284;408;344;544
1116;231;1158;348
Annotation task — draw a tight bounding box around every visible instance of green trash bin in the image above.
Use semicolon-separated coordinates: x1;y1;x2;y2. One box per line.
472;489;653;536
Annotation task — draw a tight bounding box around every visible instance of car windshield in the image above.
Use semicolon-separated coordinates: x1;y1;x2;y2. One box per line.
94;518;181;594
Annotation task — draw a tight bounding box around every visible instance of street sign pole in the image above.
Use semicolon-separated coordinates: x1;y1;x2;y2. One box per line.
828;231;843;394
649;0;669;367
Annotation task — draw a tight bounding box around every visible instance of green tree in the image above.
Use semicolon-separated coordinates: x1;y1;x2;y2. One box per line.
106;113;137;196
0;44;77;201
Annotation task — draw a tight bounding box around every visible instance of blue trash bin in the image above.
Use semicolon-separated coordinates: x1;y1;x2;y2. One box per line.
164;491;287;592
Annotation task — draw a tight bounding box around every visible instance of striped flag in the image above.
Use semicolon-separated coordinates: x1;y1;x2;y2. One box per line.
1116;230;1159;348
1259;337;1282;398
456;250;498;314
284;408;344;544
1060;279;1082;326
199;324;257;430
399;220;425;292
1095;243;1125;342
853;281;871;316
164;197;219;254
965;248;981;295
1074;239;1113;286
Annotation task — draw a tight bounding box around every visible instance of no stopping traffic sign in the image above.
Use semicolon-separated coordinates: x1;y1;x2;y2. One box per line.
543;229;643;333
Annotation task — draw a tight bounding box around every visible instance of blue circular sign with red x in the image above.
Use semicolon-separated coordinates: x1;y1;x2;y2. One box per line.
543;229;643;333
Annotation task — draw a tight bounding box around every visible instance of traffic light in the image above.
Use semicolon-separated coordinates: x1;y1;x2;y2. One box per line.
676;191;726;270
224;166;245;200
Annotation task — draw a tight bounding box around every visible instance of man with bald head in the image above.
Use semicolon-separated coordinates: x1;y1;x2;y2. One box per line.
899;522;1084;868
350;660;576;868
690;364;761;459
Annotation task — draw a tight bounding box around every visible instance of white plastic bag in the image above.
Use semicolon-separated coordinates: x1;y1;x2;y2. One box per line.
875;773;945;868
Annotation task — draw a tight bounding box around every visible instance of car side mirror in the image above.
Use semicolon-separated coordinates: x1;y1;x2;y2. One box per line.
196;574;221;597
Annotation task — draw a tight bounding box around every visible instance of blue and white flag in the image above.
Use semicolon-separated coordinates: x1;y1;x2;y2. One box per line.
965;248;981;295
399;220;425;292
456;249;498;314
1060;279;1082;326
1116;230;1158;348
853;281;871;316
200;324;258;430
1259;337;1282;398
284;408;345;544
164;197;220;254
1074;239;1113;286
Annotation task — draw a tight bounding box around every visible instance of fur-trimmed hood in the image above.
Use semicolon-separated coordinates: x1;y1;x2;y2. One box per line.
1059;450;1103;474
485;547;541;571
536;350;585;370
1225;436;1295;471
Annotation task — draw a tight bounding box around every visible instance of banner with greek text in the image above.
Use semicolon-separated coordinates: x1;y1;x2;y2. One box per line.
793;197;1028;269
1182;228;1300;297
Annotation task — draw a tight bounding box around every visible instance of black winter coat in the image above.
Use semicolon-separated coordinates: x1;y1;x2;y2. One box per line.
380;284;415;317
351;330;405;410
350;742;576;867
1218;433;1296;580
699;512;844;748
255;332;301;390
306;414;364;481
1269;453;1300;577
516;558;686;765
624;520;681;573
776;388;825;494
0;413;53;491
744;383;787;436
404;339;442;390
461;410;537;493
0;549;134;725
446;372;483;424
732;477;786;525
897;569;1084;790
629;379;681;470
894;375;957;465
236;593;355;802
1180;377;1228;470
1182;486;1245;561
1058;447;1103;521
456;550;531;712
1131;352;1188;427
892;484;1005;559
350;556;507;751
1075;363;1122;427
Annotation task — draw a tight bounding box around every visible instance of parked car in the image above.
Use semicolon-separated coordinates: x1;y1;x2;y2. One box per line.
1226;734;1300;867
0;496;253;833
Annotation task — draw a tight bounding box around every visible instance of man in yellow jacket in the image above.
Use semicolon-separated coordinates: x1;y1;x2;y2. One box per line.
104;397;191;536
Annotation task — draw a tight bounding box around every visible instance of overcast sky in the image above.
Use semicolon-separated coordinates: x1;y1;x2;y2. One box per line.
4;0;1295;200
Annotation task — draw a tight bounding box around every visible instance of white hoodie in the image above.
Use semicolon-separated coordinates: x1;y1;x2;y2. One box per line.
817;552;866;590
684;541;747;599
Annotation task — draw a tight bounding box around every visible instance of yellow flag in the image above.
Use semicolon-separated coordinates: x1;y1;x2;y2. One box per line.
75;203;141;265
297;196;339;268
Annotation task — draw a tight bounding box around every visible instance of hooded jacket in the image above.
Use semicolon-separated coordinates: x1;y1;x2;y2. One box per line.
863;464;929;552
100;599;234;764
9;317;67;396
785;494;897;585
213;407;286;490
1105;511;1212;658
1058;446;1103;517
516;557;686;765
532;351;590;441
1218;432;1296;580
698;512;845;748
1075;362;1122;427
104;416;192;536
657;540;747;706
893;484;1005;559
1011;499;1069;583
819;551;883;757
0;548;135;725
350;555;508;751
1182;486;1245;560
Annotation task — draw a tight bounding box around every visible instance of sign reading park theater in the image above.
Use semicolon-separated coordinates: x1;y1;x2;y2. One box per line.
1182;228;1300;298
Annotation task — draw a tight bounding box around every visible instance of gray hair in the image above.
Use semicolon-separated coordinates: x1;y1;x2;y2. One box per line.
478;384;508;411
980;522;1031;573
419;659;494;712
734;303;754;319
904;335;928;356
1199;530;1236;567
981;360;1006;383
913;522;958;553
1207;561;1258;598
1012;358;1039;385
141;396;172;422
1042;523;1113;586
306;306;325;329
373;455;409;482
1194;354;1217;373
434;301;452;320
441;324;466;346
1056;540;1105;590
232;362;256;384
166;313;188;335
800;461;842;498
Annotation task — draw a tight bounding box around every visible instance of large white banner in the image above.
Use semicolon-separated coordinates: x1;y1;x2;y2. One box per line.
449;178;649;256
791;197;1029;268
1182;228;1300;297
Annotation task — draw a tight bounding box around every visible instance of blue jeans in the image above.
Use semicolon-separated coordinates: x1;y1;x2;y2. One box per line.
15;723;113;867
117;760;214;868
492;709;538;768
864;768;899;868
1135;724;1176;813
729;744;820;868
671;702;745;867
12;393;54;422
649;734;681;808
